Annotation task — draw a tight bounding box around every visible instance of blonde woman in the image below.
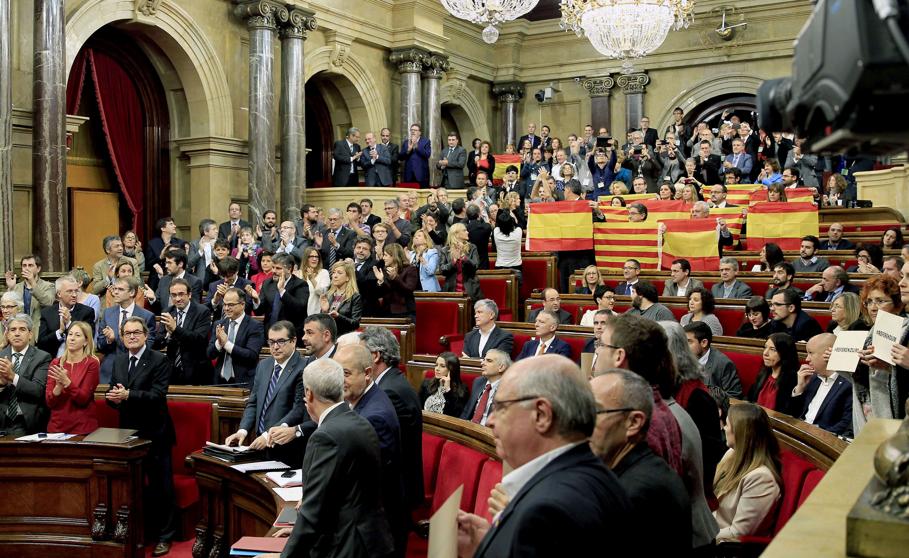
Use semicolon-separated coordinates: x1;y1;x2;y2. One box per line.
828;292;868;333
408;229;440;292
439;223;483;303
575;265;604;295
320;261;362;336
45;320;100;434
298;246;331;315
713;403;782;543
375;243;419;320
610;180;629;196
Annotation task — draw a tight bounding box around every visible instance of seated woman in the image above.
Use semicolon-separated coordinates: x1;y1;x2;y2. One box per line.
747;333;799;415
847;243;884;273
881;227;904;251
713;402;782;544
580;285;617;326
45;321;100;435
103;261;146;310
418;352;469;418
679;288;723;336
320;261;362;337
250;249;274;292
70;268;101;320
610;196;626;207
751;242;784;272
736;296;772;339
574;265;605;295
828;292;869;333
407;229;440;293
299;247;331;315
439;223;483;303
757;158;783;186
766;183;788;202
679;183;699;204
376;243;419;321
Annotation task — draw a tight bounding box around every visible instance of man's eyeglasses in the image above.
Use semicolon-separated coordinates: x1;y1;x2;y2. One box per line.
267;338;292;348
596;407;634;415
122;330;145;338
491;395;539;414
769;302;789;307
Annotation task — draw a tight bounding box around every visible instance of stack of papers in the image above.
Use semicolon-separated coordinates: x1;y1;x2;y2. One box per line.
230;536;287;556
230;460;290;473
15;432;75;442
205;441;251;453
265;469;302;487
273;486;303;502
273;505;296;528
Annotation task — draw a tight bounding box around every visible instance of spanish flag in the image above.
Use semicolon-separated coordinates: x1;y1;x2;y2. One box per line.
594;220;662;270
659;219;721;271
745;202;819;250
749;187;816;204
640;199;691;221
599;206;630;222
710;206;747;245
492;154;522;185
526;200;593;251
726;184;762;206
599;193;654;204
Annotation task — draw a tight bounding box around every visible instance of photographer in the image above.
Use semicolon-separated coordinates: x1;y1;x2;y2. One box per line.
587;144;617;201
621;141;663;193
657;134;686;183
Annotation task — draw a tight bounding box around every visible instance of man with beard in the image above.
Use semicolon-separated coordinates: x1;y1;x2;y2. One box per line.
764;262;803;300
624;281;675;322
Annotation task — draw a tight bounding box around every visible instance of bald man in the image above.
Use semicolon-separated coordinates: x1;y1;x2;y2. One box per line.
790;333;853;436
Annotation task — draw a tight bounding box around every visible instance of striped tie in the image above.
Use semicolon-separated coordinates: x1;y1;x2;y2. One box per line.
257;363;282;435
5;353;22;422
174;311;184;372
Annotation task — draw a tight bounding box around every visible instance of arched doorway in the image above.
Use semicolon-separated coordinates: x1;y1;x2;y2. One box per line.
441;104;469;146
684;93;758;129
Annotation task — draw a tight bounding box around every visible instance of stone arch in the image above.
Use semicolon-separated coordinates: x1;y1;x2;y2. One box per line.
305;46;387;134
654;74;765;133
440;80;490;144
65;0;233;137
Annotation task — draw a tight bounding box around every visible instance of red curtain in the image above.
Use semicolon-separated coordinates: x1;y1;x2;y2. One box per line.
66;49;88;114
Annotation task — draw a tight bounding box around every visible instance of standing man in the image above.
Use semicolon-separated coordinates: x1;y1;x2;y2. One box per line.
315;209;357;267
91;236;137;296
188;219;219;282
380;128;400;185
38;276;96;357
145;249;203;312
105;317;176;557
96;277;156;384
219;202;251;249
332;127;362;187
695;141;723;186
154;278;213;385
360;198;382;230
383;200;413;247
639;116;658;149
437;132;467;188
665;107;692;157
145;217;186;288
207;288;265;386
0;315;51;436
5;255;56;336
518;122;542;150
399;123;432;188
360;131;393;187
249;253;309;335
724;138;754;177
273;221;308;264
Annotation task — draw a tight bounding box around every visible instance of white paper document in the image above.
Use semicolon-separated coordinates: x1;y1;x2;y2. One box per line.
827;331;868;372
273;486;303;502
205;441;251;453
265;469;303;487
230;460;290;473
15;432;74;442
428;485;463;558
872;310;905;365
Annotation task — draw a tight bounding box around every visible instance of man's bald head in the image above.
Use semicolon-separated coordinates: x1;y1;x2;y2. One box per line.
806;333;836;376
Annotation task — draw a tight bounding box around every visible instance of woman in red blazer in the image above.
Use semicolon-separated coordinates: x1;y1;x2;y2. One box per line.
46;321;100;434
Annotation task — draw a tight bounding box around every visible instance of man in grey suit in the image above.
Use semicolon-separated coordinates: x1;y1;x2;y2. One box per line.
4;255;56;340
684;322;742;399
332;127;362;187
275;358;394;558
273;221;309;264
380;128;400;185
436;132;466;188
360;131;393;186
187;219;219;281
663;259;704;298
711;257;753;299
0;314;51;435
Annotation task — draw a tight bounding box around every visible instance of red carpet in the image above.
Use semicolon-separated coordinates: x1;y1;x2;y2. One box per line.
144;539;195;558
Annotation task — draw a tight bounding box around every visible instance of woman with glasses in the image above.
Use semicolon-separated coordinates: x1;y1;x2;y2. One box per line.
847;243;884;274
679;288;724;336
299;247;331;315
580;286;617;326
419;352;469;418
371;223;390;261
575;265;605;295
747;333;799;415
0;292;24;349
736;296;772;339
45;321;100;434
827;292;869;334
319;261;362;336
122;230;145;273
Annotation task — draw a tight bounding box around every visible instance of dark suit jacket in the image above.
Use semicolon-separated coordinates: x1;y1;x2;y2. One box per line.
439;244;483;303
382;142;400;184
474;443;632;557
106;348;175;447
206;315;265;386
240;352;306;435
641;128;659;149
527;307;573;325
0;346;51;433
257;275;309;335
807;283;861;302
791;374;853;436
819;239;856;250
398;137;432;187
318;227;357;263
331;293;362;336
354;257;381;317
38;303;96;356
204;277;253;315
281;405;394;558
437;145;467;188
360;143;393;186
376;367;423;510
518;134;542;150
218;219;251;249
332;139;361;186
152;273;203;313
467;219;493;270
460;376;491;422
614;281;639;297
703;349;743;399
769;310;823;343
516;336;573;361
463;326;514;358
695;154;723;185
154;302;213;385
96;305;156;384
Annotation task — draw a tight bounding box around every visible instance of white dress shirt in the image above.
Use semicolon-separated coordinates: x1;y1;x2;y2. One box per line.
802;373;839;424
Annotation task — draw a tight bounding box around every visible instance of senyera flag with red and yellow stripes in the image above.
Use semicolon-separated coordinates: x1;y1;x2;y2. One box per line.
597;199;690;222
745;202;819;250
710;206;747;245
526;200;593;251
726;184;762;205
749;186;816;204
659;219;721;271
594;220;662;270
492;154;522;185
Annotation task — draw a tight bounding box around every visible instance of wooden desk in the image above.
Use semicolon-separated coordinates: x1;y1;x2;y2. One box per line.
0;436;150;558
188;453;284;558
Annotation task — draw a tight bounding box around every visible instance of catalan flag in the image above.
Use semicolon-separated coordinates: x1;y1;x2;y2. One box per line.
659;219;721;271
710;206;747;245
639;200;691;221
726;184;762;206
594;220;662;270
492;154;522;184
599;193;654;204
745;202;819;250
749;187;816;205
526;200;593;251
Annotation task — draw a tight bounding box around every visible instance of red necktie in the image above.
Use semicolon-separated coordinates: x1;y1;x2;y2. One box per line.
471;383;492;424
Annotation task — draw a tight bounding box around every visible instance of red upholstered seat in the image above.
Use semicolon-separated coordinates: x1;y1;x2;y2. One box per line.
473;459;503;523
421;434;447;505
669;305;687;321
774;451;818;533
432;443;489;514
169;401;212;476
791;279;817;293
415;299;464;354
559;336;584;361
701;279;717;292
809;310;832;332
173;474;200;509
714;308;745;335
94;398;120;428
511;333;533;360
725;351;764;395
798;469;825;507
477;276;513;321
749;281;769;297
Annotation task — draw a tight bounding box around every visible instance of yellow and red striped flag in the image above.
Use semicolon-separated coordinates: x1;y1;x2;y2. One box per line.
659;219;721;271
710;206;747;245
640;199;691;221
749;186;816;204
492;154;522;184
599;206;629;222
599;193;654;204
594;221;662;270
526;200;593;251
745;202;819;250
726;184;762;206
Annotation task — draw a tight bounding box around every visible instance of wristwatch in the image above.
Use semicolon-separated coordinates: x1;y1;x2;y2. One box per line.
294;425;303;438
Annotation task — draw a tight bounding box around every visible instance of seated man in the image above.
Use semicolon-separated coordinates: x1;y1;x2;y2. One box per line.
819;222;855;250
663;258;704;298
527;287;573;325
769;288;823;343
460;348;511;426
882;256;905;280
791;235;830;273
683;322;743;399
516;310;573;361
791;333;853;437
0;315;51;436
624;281;675;322
803;266;860;302
765;262;803;300
590;369;691;554
582;309;612;361
711;257;753;299
615;258;642;295
463;299;514;358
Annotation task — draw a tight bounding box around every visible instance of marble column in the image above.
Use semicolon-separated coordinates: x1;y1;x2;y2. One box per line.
0;0;12;271
582;77;615;135
617;72;650;133
492;82;524;151
32;0;67;270
279;6;316;222
421;54;448;188
234;0;287;227
389;48;426;144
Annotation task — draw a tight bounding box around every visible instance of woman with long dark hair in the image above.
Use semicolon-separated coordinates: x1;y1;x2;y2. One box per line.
747;333;800;415
419;352;469;417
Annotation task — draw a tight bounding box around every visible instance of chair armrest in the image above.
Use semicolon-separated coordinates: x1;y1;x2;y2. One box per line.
439;333;464;349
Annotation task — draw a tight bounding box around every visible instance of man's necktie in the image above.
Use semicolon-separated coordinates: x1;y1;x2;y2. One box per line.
6;353;22;421
535;341;547;356
327;231;338;268
448;147;453;159
257;363;282;435
22;288;32;316
471;383;492;424
174;311;185;371
127;355;138;382
121;309;129;334
271;287;283;326
221;321;237;381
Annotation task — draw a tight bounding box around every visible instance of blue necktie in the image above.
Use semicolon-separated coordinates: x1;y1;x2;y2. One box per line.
257;363;282;435
271;285;282;326
22;288;32;316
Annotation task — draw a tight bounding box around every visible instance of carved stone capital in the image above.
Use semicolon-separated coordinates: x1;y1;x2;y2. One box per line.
616;73;650;95
325;30;355;69
582;76;615;98
444;70;468;103
422;54;450;79
233;0;288;30
135;0;161;17
492;82;525;104
279;6;317;40
390;48;428;74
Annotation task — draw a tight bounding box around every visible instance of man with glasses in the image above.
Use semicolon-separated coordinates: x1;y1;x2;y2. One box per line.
527;288;573;325
615;259;642;296
460;348;511;426
154;278;212;385
207;288;264;386
456;354;632;558
0;315;51;436
105;317;176;557
315;208;356;265
769;288;822;342
274;220;308;263
382;199;413;247
97;276;155;384
398;123;432;188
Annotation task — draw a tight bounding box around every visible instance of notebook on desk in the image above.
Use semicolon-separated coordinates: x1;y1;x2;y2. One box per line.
82;428;138;443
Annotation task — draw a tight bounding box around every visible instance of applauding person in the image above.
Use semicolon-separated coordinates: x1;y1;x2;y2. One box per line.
46;321;100;434
320;262;362;336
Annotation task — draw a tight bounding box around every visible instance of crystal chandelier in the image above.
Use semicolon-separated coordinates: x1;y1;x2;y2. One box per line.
560;0;695;72
441;0;541;44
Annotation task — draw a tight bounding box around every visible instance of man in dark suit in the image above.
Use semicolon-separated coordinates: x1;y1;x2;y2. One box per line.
359;326;423;515
145;217;186;290
738;122;762;181
684;322;743;399
819;222;856;251
273;220;309;264
331;127;362;186
0;315;51;435
463;299;514;358
316;208;357;267
144;249;203;313
769;288;823;343
352;237;381;318
526;288;573;325
38;275;96;357
276;358;393;558
518;122;542;151
457;355;632;558
466;203;493;270
639;116;659;149
437;132;466;188
614;259;642;297
204;256;253;316
791;333;853;436
590;369;692;554
154;278;213;385
460;348;510;426
360;131;393;186
694;140;723;185
803;266;861;302
218;202;251;250
251;253;309;336
207;288;265;386
96;277;156;384
105;317;176;557
398;123;432;188
380;128;400;185
517;310;573;361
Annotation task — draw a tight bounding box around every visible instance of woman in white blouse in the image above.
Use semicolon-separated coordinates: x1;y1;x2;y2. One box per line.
298;246;330;315
493;210;522;282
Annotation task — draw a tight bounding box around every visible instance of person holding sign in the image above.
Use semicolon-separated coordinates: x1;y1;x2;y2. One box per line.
790;333;853;437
